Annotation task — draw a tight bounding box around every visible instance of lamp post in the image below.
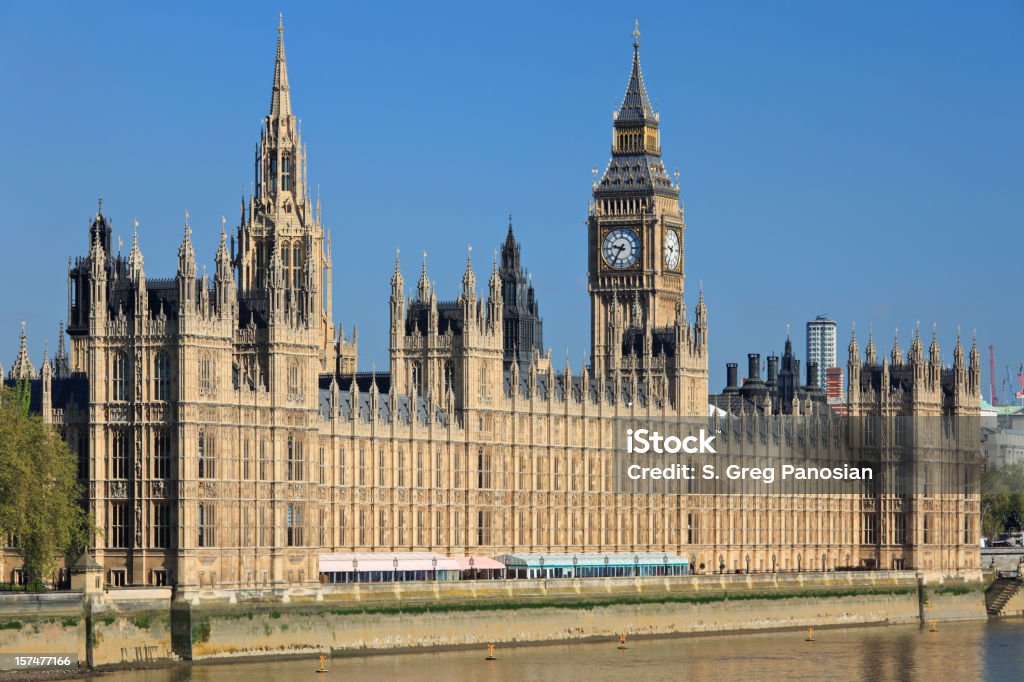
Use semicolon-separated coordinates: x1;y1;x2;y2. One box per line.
469;556;476;581
634;554;639;578
432;556;438;582
393;557;399;583
353;557;358;584
572;554;578;578
539;556;545;580
719;557;725;575
604;554;609;579
663;553;669;576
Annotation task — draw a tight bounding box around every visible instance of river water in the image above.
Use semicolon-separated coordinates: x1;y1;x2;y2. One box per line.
96;620;1024;681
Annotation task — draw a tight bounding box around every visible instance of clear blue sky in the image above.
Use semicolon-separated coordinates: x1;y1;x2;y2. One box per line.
1;1;1021;397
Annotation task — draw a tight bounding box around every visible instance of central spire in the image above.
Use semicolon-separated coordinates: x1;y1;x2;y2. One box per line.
617;19;656;126
270;13;291;119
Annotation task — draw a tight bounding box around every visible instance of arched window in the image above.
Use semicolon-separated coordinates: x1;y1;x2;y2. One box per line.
199;352;213;392
288;360;300;396
292;244;301;289
111;352;128;401
154;351;170;401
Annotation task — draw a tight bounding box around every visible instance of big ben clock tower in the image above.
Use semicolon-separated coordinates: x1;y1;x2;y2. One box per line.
589;22;689;377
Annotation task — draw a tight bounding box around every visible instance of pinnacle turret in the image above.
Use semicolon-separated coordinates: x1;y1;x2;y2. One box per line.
270;14;291;119
177;211;196;278
9;321;37;380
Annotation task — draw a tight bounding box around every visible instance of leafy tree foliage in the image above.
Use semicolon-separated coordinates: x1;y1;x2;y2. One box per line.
981;462;1024;539
0;386;88;586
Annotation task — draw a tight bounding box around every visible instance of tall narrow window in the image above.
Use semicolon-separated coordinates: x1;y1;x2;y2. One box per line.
153;429;170;479
107;502;128;548
199;352;213;392
110;430;128;479
287;436;303;481
292;244;301;289
259;440;268;481
112;352;128;401
197;504;215;547
287;504;303;546
319;446;326;484
154;351;171;401
198;432;215;479
281;155;292;192
152;503;171;548
288;360;300;396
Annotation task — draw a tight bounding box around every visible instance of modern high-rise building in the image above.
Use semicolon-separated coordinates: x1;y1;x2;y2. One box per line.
806;315;837;390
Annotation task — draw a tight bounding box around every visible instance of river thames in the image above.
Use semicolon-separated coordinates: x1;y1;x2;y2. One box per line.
90;619;1023;681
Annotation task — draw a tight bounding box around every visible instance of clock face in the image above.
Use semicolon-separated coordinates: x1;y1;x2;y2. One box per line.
664;229;680;270
602;228;641;269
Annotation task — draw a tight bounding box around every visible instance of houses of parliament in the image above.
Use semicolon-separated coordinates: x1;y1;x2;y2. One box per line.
1;20;982;591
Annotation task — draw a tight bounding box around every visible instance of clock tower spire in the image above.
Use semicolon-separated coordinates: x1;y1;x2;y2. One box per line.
587;24;704;412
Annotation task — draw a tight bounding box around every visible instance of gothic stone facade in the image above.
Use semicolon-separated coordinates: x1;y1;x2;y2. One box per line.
1;22;981;590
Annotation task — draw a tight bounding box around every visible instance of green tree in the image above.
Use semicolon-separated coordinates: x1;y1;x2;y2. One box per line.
0;386;88;587
981;461;1024;540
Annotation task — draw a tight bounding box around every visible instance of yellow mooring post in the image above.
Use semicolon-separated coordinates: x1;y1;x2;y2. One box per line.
316;654;329;673
618;633;628;650
805;627;815;642
486;643;496;661
930;620;938;632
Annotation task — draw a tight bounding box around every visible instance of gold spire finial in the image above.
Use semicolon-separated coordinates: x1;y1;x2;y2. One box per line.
633;19;640;49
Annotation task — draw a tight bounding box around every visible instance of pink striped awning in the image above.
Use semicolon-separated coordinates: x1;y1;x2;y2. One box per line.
453;556;505;571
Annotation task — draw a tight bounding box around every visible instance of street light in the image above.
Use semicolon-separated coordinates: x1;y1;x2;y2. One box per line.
572;554;578;578
719;556;725;575
353;557;359;584
604;554;609;578
393;556;399;583
539;556;545;580
432;556;438;582
663;553;669;576
634;554;639;577
469;556;476;580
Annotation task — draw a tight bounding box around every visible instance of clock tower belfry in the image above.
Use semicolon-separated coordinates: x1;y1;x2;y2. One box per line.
588;23;706;411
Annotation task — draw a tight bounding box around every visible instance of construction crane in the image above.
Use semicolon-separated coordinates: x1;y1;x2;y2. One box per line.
1017;363;1024;403
989;345;997;405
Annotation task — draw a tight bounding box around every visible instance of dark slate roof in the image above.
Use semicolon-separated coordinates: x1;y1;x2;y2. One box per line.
2;374;87;414
618;45;657;125
596;153;677;198
317;373;447;425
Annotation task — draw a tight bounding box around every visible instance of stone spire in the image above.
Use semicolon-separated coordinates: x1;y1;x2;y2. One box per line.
865;325;877;365
848;322;860;361
953;328;964;368
127;219;144;280
9;321;37;380
270;14;291;119
461;246;476;300
890;327;902;366
929;323;941;365
390;249;404;295
909;322;923;364
54;321;70;379
416;251;431;302
177;211;196;279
